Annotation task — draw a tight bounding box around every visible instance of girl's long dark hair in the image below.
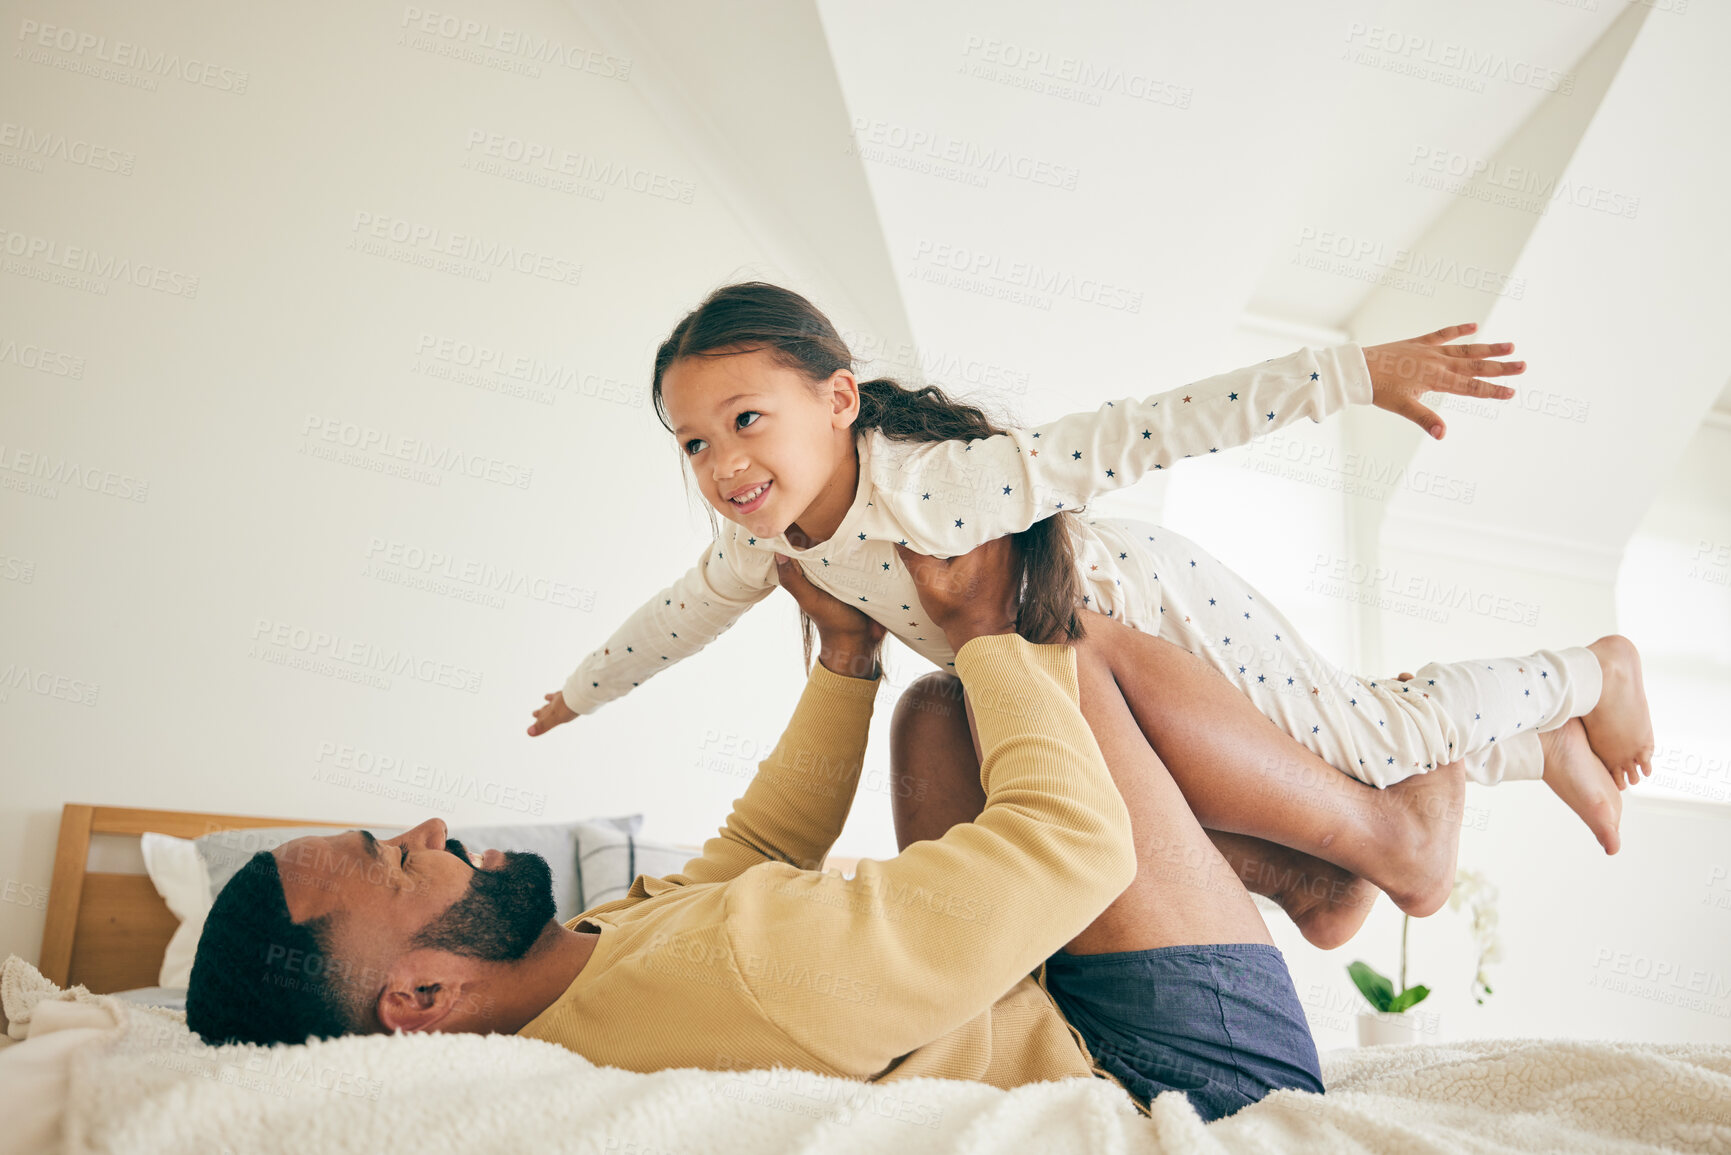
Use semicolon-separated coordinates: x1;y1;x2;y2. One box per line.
649;281;1088;671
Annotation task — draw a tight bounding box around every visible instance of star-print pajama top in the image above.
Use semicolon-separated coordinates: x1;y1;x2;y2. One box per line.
562;343;1602;789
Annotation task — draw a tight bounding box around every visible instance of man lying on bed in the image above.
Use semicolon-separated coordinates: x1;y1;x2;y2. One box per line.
186;536;1468;1124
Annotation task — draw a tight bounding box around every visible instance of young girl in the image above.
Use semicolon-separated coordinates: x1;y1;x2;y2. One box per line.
531;282;1654;855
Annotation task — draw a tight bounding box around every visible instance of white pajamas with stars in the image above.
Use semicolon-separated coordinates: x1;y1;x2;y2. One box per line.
1120;520;1601;786
563;343;1600;788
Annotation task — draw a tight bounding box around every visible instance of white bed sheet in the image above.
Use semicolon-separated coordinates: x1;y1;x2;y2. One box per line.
4;954;1729;1155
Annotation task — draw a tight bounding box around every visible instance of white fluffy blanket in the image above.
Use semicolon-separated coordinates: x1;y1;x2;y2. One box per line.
4;954;1729;1155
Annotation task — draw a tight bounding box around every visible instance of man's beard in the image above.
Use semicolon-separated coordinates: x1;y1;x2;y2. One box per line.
407;839;557;960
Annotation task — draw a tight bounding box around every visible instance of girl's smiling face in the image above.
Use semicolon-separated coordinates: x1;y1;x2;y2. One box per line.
662;344;858;538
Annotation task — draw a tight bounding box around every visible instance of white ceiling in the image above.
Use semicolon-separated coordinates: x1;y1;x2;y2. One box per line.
576;0;1731;570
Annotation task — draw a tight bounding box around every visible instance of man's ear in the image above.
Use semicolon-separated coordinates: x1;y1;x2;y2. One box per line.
375;957;476;1034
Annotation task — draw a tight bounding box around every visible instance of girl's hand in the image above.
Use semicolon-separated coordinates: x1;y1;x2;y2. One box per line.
1362;322;1525;440
528;690;578;737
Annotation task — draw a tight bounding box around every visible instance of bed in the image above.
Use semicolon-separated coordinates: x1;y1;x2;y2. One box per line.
3;802;1729;1155
31;803;369;1000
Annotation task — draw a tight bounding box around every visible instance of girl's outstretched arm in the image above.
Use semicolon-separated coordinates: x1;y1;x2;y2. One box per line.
873;324;1520;556
556;525;778;718
875;342;1372;554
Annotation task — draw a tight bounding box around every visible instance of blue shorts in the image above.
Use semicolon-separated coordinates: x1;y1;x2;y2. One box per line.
1042;941;1325;1123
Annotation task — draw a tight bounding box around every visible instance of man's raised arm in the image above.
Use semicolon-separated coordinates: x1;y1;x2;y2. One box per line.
671;557;886;886
718;539;1138;1076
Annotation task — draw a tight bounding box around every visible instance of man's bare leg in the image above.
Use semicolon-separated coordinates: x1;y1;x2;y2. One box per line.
978;626;1399;952
1079;617;1464;916
1070;630;1276;951
890;620;1467;944
894;618;1465;916
1204;831;1381;952
893;665;1393;949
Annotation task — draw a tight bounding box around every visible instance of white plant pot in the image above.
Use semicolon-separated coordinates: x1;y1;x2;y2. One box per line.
1357;1010;1427;1046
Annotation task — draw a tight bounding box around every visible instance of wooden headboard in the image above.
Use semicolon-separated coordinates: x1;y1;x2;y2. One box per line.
39;803;371;994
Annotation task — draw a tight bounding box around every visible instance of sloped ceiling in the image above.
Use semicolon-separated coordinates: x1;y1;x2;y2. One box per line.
574;0;1731;574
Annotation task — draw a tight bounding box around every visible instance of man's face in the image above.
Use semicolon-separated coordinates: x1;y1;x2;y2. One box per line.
274;817;555;1016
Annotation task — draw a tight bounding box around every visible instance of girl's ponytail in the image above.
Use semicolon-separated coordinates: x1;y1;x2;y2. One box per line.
651;281;1089;672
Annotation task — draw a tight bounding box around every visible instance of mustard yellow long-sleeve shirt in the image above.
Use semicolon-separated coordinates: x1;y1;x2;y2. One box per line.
518;632;1138;1098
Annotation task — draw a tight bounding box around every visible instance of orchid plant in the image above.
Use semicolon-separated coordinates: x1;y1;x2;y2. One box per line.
1447;868;1501;1004
1349;867;1502;1012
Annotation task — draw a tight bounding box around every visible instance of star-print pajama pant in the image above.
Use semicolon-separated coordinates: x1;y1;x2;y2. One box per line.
1110;520;1603;788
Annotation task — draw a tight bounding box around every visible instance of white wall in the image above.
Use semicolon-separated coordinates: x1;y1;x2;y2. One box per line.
0;0;906;966
1617;418;1731;811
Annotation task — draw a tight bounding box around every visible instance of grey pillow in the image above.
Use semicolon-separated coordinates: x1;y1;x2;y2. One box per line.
194;816;641;924
573;820;699;909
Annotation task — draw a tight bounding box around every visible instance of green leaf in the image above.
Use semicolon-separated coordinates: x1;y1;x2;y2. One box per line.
1347;960;1395;1011
1388;984;1431;1013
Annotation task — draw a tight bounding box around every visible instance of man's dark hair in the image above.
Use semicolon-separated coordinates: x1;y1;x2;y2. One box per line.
184;850;367;1046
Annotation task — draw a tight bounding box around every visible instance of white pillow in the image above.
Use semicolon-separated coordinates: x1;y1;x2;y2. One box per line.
139;833;212;988
574;822;699;908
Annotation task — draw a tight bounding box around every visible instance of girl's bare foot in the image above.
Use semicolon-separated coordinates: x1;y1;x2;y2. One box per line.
1541;716;1623;855
1582;635;1656;790
1370;758;1466;918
